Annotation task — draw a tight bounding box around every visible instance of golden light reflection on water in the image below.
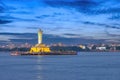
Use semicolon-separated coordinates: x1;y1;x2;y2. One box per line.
36;56;43;80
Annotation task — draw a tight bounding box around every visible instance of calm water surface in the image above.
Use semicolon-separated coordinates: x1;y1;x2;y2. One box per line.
0;52;120;80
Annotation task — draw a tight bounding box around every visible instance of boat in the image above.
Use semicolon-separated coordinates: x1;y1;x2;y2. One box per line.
11;51;77;56
11;51;19;56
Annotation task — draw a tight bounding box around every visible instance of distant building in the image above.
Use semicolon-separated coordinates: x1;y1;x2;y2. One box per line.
51;43;66;47
96;47;106;50
87;44;94;50
79;45;86;49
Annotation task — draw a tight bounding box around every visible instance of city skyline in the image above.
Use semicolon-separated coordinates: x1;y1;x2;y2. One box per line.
0;0;120;44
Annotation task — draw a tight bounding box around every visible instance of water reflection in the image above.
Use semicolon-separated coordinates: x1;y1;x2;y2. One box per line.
36;56;43;80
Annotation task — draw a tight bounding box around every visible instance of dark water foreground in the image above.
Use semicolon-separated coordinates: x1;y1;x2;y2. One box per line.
0;52;120;80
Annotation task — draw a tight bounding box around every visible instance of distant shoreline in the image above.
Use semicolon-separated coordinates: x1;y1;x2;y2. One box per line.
0;51;120;53
0;46;120;53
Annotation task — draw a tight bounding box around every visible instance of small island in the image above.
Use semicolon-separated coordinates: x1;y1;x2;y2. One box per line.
11;29;77;55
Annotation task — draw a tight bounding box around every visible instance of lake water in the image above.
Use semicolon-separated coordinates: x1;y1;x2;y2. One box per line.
0;52;120;80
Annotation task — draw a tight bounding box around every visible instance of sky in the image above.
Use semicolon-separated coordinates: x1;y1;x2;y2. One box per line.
0;0;120;44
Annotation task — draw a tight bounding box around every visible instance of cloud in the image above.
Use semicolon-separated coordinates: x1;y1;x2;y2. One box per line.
105;29;120;37
0;5;4;13
0;0;36;25
63;33;79;36
0;0;5;13
44;0;98;8
109;14;120;20
36;14;52;19
0;19;12;24
72;20;120;41
10;17;37;22
43;0;120;16
99;8;120;14
43;0;99;14
0;15;37;24
0;32;108;44
0;1;13;24
26;27;38;30
36;12;65;19
0;0;15;13
0;33;36;44
0;0;119;44
112;23;120;26
82;21;120;29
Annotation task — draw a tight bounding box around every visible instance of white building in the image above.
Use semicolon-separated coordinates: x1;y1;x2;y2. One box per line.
96;47;106;50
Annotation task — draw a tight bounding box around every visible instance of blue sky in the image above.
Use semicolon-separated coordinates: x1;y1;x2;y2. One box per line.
0;0;120;44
